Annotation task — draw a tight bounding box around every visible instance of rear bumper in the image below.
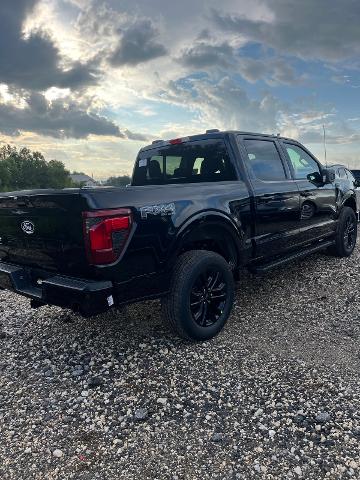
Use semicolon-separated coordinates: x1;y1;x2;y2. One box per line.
0;261;113;316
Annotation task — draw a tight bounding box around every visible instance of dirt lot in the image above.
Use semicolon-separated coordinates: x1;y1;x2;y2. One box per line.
0;246;359;479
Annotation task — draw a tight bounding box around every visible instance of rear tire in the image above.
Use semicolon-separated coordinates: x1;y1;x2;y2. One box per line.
162;250;235;341
328;206;357;257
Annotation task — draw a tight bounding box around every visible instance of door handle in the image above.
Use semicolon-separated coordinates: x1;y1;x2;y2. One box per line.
259;194;277;203
300;190;312;198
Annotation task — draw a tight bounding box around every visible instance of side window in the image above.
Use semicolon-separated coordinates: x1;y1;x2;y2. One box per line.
193;157;204;175
165;156;182;176
243;139;287;181
285;144;320;180
146;155;163;182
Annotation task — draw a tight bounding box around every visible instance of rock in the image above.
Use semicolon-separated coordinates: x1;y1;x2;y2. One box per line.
61;315;74;324
87;376;102;388
134;408;148;421
211;433;224;443
269;430;276;438
294;414;306;424
254;408;264;417
294;466;302;476
315;412;331;423
157;397;167;405
24;447;32;454
53;449;63;458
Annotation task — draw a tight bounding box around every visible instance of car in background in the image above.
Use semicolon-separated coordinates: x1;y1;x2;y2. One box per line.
330;165;360;219
351;169;360;182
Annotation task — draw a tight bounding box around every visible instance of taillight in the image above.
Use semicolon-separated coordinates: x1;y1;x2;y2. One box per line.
83;209;132;265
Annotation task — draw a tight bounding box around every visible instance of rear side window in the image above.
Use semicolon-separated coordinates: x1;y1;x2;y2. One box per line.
132;139;237;186
243;139;287;181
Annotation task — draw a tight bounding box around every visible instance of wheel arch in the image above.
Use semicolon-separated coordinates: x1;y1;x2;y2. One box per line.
170;212;246;270
342;194;357;214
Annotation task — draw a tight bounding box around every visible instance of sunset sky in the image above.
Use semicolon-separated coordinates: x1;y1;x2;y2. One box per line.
0;0;359;178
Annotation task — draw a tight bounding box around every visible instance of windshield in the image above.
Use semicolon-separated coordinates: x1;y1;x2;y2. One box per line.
132;139;237;186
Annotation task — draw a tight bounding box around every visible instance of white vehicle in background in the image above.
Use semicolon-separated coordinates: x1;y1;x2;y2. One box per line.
330;165;360;221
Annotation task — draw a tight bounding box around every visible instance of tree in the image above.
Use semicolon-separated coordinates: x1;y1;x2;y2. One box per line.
0;145;74;191
48;160;74;188
105;175;131;187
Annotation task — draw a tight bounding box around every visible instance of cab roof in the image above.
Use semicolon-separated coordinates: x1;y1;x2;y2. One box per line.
141;129;298;152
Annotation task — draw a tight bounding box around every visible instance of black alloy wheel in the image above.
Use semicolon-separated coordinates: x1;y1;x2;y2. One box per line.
162;250;235;341
328;206;357;257
190;269;227;327
343;215;356;251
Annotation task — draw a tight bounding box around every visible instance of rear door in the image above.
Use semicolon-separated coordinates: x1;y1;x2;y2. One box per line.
237;136;301;258
280;142;337;242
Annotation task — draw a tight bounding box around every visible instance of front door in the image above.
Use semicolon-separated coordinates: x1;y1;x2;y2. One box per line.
239;137;301;259
281;142;337;244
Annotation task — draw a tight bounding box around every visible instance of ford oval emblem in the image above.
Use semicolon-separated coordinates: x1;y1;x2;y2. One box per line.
21;220;35;235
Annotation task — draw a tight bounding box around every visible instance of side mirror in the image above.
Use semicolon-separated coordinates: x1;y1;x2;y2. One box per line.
307;171;324;185
354;179;360;188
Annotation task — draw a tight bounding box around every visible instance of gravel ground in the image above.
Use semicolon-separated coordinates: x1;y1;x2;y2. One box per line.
0;246;360;480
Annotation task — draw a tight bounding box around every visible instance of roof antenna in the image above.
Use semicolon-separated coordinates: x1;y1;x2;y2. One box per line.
323;124;327;166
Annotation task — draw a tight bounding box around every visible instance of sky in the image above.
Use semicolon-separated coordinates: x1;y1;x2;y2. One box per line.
0;0;359;179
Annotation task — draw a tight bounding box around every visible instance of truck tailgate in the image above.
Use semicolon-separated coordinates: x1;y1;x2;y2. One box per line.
0;190;90;275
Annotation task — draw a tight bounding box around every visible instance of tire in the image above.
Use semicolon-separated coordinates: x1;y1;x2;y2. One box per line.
328;206;357;257
162;250;235;341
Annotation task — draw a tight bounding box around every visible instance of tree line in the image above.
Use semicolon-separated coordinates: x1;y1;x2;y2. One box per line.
0;145;131;191
0;145;73;191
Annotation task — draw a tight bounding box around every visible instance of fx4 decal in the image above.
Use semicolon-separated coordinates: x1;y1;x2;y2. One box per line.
140;203;175;219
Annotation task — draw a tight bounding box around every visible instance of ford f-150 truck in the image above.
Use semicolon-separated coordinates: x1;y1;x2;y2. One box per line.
0;130;358;340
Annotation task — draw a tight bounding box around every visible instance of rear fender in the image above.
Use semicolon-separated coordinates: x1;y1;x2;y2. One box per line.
169;211;247;270
341;192;357;214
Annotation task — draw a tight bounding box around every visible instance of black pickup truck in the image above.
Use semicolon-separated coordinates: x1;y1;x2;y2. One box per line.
0;130;358;340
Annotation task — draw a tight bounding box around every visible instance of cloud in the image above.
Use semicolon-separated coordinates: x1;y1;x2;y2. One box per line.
0;0;359;175
109;19;167;67
0;92;123;139
76;2;121;38
161;76;284;132
177;37;303;86
178;42;235;69
238;57;303;86
123;129;152;141
301;130;360;145
0;0;99;91
331;75;351;85
212;0;360;62
278;110;360;146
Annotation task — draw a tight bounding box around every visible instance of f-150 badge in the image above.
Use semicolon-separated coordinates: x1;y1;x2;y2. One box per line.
140;203;175;219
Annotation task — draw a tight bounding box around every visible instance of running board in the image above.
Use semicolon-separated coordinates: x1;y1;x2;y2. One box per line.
249;240;334;274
